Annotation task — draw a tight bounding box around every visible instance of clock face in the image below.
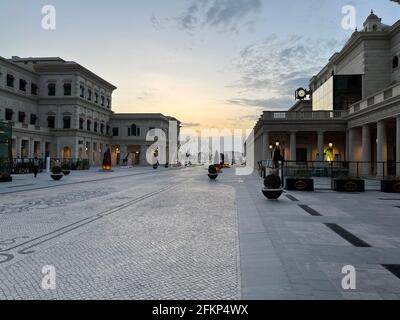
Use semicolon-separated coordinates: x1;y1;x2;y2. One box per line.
297;88;306;99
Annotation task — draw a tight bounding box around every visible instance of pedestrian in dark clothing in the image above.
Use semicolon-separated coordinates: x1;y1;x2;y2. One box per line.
273;146;283;169
33;157;39;178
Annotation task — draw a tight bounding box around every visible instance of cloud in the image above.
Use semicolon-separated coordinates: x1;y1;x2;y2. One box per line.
182;122;201;128
228;34;346;109
178;0;262;33
227;97;294;109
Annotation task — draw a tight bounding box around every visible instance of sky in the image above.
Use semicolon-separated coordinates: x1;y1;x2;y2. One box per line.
0;0;399;133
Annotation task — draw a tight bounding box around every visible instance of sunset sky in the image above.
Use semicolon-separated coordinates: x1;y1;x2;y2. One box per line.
1;0;399;133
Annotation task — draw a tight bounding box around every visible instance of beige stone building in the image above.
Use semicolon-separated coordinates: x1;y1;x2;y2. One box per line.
0;56;180;166
252;12;400;177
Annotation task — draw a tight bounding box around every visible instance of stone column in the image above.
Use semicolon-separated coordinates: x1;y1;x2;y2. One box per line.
397;116;400;176
377;120;387;178
16;137;22;158
290;131;297;162
317;131;324;162
348;128;356;162
361;125;371;176
261;132;269;161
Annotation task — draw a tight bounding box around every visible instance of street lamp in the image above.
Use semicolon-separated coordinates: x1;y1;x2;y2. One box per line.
275;141;280;147
328;142;334;149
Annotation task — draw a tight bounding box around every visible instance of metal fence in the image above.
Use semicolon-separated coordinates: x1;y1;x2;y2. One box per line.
0;122;12;181
12;158;90;174
259;160;400;190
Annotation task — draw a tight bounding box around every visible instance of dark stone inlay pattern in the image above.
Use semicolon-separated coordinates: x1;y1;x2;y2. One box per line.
286;194;299;202
299;204;322;216
382;265;400;279
324;223;371;248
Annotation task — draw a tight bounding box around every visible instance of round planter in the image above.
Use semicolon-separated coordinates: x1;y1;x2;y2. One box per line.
153;165;158;170
62;170;71;176
262;188;283;200
208;173;218;180
51;174;63;181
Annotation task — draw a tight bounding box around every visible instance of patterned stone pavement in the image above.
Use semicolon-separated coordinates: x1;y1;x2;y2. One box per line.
1;166;400;300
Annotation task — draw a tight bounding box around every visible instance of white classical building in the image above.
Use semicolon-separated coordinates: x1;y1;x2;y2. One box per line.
251;11;400;177
0;56;180;166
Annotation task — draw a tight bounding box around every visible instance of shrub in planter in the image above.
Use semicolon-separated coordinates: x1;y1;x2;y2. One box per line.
334;177;365;192
61;163;71;176
51;165;63;181
208;165;218;180
381;177;400;193
262;174;283;200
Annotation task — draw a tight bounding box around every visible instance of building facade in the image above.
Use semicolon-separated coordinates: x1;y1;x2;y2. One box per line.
0;56;180;167
252;12;400;177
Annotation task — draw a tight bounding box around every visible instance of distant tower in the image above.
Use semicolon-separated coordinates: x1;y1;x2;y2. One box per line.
363;10;383;32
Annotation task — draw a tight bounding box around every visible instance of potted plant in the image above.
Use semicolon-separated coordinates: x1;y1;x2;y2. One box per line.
153;162;159;170
51;165;63;181
381;176;400;193
208;165;218;180
61;163;71;176
285;169;314;192
334;176;365;192
262;171;283;200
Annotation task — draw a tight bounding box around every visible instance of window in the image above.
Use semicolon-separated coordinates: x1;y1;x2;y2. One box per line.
79;118;84;130
48;83;56;96
87;120;91;131
19;79;27;91
107;98;110;108
88;89;92;101
64;83;72;96
18;111;26;123
30;114;37;125
393;56;399;69
100;123;104;134
106;125;110;135
31;83;38;95
95;93;99;103
6;74;14;87
112;127;119;137
63;116;71;129
47;116;55;128
372;24;378;31
101;96;105;106
129;124;140;136
94;122;98;132
5;109;14;121
80;85;85;98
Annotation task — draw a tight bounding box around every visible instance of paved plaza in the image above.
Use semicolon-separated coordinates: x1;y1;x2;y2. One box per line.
1;166;400;300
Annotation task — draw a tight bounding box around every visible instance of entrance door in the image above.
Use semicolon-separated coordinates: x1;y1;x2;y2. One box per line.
296;148;307;163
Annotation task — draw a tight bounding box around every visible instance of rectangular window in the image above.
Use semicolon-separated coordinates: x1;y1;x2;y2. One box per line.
31;83;38;95
79;118;84;130
107;98;110;108
112;128;119;137
64;83;72;96
94;122;98;132
106;125;110;135
6;74;14;87
95;93;99;103
127;127;131;136
19;79;27;91
47;116;55;128
5;109;14;121
30;114;37;125
80;85;85;98
48;83;56;96
100;123;104;134
101;96;105;106
88;89;92;101
87;120;91;131
18;111;26;123
63;116;71;129
137;127;141;136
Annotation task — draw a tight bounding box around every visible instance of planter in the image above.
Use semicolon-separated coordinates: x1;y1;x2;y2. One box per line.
51;174;63;181
334;179;365;192
153;165;158;170
381;180;400;193
0;176;12;183
262;188;283;200
208;173;218;180
286;178;314;191
62;170;71;176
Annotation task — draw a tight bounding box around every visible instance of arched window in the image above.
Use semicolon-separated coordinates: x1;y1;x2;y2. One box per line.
393;56;399;69
372;24;378;31
129;124;140;137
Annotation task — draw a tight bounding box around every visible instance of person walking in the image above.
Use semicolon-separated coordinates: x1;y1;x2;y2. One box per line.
33;157;39;178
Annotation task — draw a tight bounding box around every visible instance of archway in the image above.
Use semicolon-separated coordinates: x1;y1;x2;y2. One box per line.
61;147;71;160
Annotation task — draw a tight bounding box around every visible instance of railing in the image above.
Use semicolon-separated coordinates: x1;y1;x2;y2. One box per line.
262;110;347;120
11;158;90;174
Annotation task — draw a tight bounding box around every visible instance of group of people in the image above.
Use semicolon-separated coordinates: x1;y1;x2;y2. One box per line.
14;156;41;177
